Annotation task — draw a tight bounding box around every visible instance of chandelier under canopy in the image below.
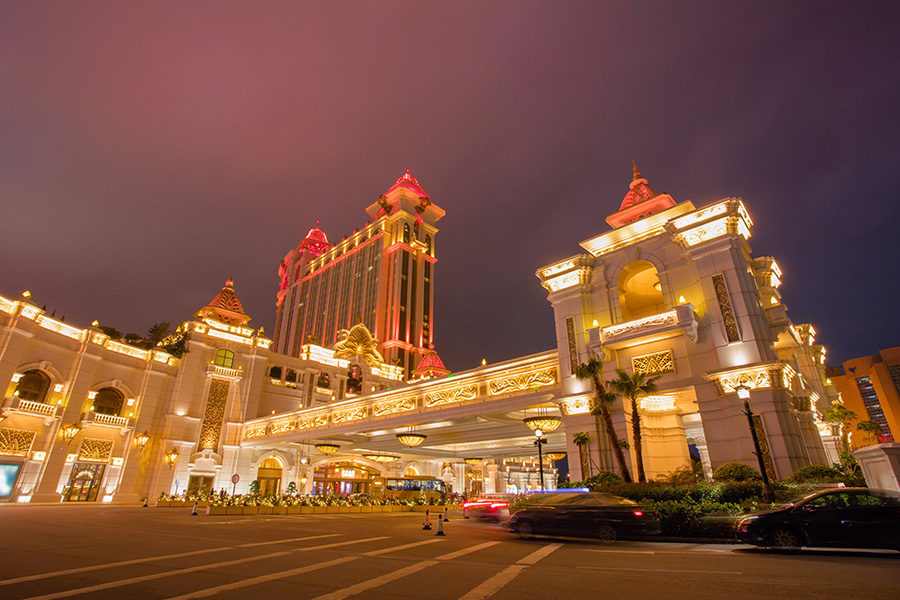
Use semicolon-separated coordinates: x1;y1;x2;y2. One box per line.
396;432;427;447
547;452;567;461
463;457;483;466
522;415;562;433
361;452;400;463
314;443;340;455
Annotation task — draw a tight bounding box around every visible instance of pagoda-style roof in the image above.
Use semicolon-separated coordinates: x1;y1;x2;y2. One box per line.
297;220;330;256
412;350;450;380
386;168;429;199
195;278;252;326
605;162;677;228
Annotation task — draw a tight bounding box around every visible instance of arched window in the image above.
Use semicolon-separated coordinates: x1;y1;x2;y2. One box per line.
214;349;235;368
93;387;124;416
403;223;411;244
617;260;666;321
15;370;51;403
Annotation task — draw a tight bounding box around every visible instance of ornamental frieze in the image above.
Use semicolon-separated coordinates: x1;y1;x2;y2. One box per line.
632;350;675;375
558;397;591;416
488;368;558;395
332;406;369;424
424;385;477;408
78;437;114;462
244;425;268;439
0;427;36;457
270;420;296;435
297;414;329;430
373;397;417;417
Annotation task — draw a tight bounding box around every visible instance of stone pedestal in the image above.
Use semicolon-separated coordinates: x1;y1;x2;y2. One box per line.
853;443;900;492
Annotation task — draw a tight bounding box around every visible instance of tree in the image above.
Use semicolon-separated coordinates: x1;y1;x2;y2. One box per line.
610;369;661;483
823;403;857;454
575;356;632;482
147;322;171;346
857;420;883;446
572;432;592;478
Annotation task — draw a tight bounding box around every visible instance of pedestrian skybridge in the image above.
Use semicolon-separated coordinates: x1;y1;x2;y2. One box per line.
241;350;562;453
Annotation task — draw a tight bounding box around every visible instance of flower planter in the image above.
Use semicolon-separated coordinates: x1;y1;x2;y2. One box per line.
272;506;287;515
337;506;351;514
258;506;274;515
226;506;243;515
197;500;210;508
171;501;186;508
300;506;315;514
360;506;372;513
394;505;408;512
242;506;259;515
208;506;227;515
286;505;301;514
156;500;171;508
349;506;361;513
314;506;328;514
412;505;431;513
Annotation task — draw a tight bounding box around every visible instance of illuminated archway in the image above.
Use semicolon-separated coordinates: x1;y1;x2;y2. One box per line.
617;260;665;320
404;465;420;477
258;457;283;496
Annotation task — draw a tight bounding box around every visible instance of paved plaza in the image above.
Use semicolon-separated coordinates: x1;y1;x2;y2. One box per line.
0;505;897;599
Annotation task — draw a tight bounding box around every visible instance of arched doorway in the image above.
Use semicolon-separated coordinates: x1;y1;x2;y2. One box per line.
618;260;665;320
257;457;283;496
312;462;379;496
14;370;51;403
404;465;420;477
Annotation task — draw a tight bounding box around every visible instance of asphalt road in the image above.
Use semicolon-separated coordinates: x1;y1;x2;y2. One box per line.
0;505;897;600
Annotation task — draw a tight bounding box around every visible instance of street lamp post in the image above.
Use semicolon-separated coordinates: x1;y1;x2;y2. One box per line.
736;385;776;503
533;429;547;491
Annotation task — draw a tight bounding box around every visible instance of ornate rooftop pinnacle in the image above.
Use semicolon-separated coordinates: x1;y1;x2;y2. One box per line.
387;168;429;198
298;220;330;256
196;278;251;326
605;162;676;228
412;350;450;380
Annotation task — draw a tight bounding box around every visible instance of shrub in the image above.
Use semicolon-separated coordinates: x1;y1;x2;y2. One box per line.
713;462;761;482
789;465;845;483
585;471;623;486
642;499;741;537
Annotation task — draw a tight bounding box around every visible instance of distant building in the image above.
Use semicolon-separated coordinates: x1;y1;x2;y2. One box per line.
827;346;899;447
272;170;444;379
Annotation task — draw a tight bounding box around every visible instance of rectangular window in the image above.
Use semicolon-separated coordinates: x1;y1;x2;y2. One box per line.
855;376;894;442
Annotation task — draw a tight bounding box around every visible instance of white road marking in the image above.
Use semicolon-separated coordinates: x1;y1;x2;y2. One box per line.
165;538;446;599
576;566;743;574
311;541;500;600
237;534;340;548
584;549;655;554
23;536;388;600
0;534;339;586
457;543;563;600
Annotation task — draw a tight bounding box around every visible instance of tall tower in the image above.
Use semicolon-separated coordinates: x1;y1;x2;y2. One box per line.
272;170;445;379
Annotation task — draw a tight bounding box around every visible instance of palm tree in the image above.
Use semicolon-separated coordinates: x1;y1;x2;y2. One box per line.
610;369;661;483
572;432;592;479
575;356;632;482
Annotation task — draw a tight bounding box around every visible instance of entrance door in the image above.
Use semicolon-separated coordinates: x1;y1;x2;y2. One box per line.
187;476;214;496
257;458;283;496
65;463;106;502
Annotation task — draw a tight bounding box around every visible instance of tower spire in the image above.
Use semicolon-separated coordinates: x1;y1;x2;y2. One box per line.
632;160;641;181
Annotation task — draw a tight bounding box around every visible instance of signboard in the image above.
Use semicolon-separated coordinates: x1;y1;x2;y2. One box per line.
231;473;240;484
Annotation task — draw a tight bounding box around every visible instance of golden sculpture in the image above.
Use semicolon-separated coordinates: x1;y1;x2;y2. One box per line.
333;324;384;367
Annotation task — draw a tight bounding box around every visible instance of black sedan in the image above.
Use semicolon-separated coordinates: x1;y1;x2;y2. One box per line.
736;487;900;550
507;492;661;542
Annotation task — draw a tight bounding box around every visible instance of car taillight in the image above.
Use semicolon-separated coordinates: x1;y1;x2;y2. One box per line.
491;502;509;509
633;510;643;517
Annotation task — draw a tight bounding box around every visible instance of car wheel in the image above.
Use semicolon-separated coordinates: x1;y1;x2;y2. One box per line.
517;521;534;540
597;524;617;544
770;528;800;550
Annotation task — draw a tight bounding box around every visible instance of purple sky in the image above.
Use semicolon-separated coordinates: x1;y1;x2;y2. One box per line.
2;1;898;371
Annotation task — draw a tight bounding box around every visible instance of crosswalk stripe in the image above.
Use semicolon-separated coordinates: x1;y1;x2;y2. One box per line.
22;536;388;600
0;534;339;586
165;538;445;599
457;543;563;600
311;541;500;600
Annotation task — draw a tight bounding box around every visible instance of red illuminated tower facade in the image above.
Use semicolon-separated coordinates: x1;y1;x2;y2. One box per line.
272;171;445;378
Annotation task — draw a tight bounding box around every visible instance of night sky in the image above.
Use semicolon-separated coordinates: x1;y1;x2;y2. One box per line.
2;2;898;371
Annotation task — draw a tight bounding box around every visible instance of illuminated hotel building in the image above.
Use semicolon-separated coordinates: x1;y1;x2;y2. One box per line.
827;346;899;447
273;170;444;379
0;165;842;503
